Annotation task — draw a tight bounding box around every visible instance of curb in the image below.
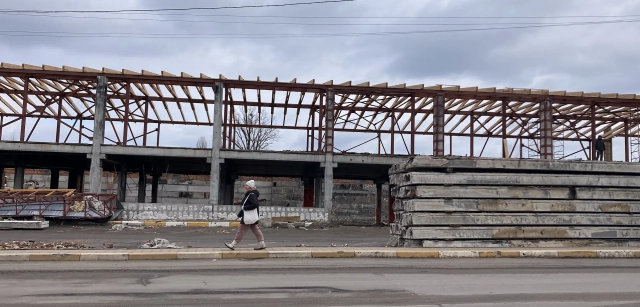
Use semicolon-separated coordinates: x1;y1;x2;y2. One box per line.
109;221;240;227
1;249;639;261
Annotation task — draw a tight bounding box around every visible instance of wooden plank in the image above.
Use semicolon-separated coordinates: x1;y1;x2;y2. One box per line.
395;186;571;200
272;216;301;222
0;220;49;230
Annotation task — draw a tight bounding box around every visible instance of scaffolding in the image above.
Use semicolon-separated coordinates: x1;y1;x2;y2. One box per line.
527;137;540;159
553;120;565;160
632;120;640;162
526;121;540;159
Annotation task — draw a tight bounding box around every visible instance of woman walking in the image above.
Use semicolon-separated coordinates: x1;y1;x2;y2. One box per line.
225;180;267;250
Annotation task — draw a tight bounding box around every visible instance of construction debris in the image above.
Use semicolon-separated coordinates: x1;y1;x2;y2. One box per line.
140;238;181;249
0;190;116;220
272;221;314;229
110;224;144;231
0;220;49;230
1;241;90;250
69;200;85;212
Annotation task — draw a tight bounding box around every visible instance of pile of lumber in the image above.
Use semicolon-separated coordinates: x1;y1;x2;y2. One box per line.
388;156;640;248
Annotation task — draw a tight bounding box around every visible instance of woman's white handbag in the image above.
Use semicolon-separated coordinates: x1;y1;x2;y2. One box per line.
242;193;260;225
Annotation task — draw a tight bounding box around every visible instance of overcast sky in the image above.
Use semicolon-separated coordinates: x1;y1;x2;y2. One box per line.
1;0;639;160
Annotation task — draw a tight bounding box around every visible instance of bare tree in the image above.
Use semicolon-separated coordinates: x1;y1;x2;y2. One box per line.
1;132;16;141
233;107;279;150
196;136;208;148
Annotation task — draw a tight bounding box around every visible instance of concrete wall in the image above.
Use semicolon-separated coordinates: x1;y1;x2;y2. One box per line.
233;179;303;207
333;182;389;225
121;203;328;222
2;170;388;225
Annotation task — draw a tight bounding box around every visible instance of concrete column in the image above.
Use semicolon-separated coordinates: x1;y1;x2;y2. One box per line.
137;168;146;203
539;98;553;159
324;89;335;222
49;169;60;189
67;169;84;193
117;166;127;202
605;138;613;161
314;176;322;208
89;76;107;193
209;82;224;205
433;94;445;156
323;160;334;221
303;177;315;208
604;127;613;162
13;166;25;189
151;173;160;203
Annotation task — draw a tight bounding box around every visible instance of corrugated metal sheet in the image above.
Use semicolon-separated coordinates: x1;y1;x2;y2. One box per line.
0;192;116;219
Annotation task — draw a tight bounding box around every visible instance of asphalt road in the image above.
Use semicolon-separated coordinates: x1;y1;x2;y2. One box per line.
1;224;389;249
1;259;639;306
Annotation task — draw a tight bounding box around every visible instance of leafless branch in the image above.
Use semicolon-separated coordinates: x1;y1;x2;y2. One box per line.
196;136;208;148
233;107;279;150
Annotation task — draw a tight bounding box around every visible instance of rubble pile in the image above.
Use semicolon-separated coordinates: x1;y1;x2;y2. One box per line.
69;200;85;212
141;238;182;249
110;224;145;231
0;241;90;250
272;221;314;230
85;195;106;212
69;196;107;213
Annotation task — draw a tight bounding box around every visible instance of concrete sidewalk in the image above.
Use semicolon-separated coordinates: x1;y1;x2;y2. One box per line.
1;247;640;261
110;220;242;227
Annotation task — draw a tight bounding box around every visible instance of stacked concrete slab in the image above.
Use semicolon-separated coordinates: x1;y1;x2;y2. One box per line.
388;156;640;248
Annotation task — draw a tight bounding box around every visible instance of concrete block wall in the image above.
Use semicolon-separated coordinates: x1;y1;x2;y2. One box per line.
332;182;389;225
2;169;118;193
2;170;387;225
233;180;304;207
121;203;328;221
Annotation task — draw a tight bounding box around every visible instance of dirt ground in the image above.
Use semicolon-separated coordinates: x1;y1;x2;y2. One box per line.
0;224;391;249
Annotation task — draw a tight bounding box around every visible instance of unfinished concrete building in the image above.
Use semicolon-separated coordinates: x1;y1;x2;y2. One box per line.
0;63;639;227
